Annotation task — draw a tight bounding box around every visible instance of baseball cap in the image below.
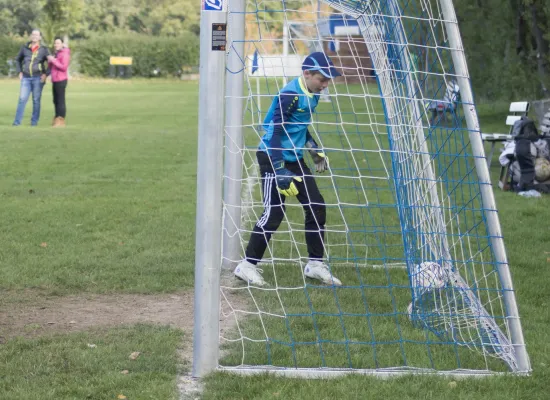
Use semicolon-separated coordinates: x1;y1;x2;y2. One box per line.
301;52;341;78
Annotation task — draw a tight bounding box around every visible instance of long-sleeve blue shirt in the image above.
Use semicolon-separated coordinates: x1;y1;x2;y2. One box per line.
259;77;320;163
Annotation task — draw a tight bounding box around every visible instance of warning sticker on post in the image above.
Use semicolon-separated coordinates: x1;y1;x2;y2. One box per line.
211;23;227;51
202;0;226;11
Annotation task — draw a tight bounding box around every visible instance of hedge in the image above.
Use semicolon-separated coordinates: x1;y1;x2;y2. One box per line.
0;36;25;76
77;33;199;77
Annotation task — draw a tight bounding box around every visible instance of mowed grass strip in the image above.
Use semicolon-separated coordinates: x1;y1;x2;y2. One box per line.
0;325;183;400
1;79;194;400
0;79;198;294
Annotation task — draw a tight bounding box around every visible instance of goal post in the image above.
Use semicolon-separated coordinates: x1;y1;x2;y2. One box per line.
438;0;530;373
222;0;247;270
192;0;228;377
194;0;531;378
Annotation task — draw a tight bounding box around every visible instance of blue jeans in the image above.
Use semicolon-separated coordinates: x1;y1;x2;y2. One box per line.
13;76;45;126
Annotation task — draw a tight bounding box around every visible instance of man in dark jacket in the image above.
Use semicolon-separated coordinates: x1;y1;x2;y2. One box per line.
12;29;49;126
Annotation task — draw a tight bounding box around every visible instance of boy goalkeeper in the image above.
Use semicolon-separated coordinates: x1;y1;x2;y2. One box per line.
234;52;342;287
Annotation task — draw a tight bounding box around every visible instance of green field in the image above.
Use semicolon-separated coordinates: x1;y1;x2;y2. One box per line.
0;79;549;399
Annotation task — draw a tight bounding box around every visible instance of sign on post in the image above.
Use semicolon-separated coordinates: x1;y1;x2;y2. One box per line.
109;56;133;79
109;56;133;66
202;0;226;11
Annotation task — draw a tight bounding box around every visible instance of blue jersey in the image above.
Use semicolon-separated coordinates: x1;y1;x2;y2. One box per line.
259;77;320;163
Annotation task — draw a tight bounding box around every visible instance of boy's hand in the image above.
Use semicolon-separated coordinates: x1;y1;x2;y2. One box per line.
306;140;329;173
274;161;302;196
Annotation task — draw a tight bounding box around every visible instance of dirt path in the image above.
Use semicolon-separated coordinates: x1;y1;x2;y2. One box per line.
0;286;247;399
0;291;195;341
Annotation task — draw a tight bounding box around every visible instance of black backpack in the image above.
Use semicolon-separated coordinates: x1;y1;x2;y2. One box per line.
511;117;540;142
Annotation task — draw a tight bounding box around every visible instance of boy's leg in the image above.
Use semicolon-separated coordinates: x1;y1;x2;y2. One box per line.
289;160;326;260
288;159;341;285
30;77;44;126
13;78;32;126
244;152;286;264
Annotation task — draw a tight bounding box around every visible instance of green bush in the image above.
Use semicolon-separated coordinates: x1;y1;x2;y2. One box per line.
77;33;199;77
0;36;24;76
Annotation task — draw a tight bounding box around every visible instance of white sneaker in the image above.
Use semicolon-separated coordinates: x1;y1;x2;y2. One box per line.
304;260;342;286
234;260;267;286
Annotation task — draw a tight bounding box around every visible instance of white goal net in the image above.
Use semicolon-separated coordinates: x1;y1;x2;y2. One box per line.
206;0;531;377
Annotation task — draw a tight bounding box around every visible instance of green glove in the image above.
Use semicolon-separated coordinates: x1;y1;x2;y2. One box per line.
306;140;329;173
274;161;303;196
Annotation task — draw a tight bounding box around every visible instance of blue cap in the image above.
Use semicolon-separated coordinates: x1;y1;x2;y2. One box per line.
301;52;341;78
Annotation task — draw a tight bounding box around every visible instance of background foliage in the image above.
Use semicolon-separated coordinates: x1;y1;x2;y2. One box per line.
76;33;199;77
0;35;22;75
1;0;549;98
454;0;550;100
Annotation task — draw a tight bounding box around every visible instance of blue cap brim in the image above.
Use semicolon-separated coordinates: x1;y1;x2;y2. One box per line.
319;67;341;78
306;66;341;78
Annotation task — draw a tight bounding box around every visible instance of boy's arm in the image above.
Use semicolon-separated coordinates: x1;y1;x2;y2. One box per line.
304;129;329;173
305;129;316;145
269;91;303;196
269;91;299;165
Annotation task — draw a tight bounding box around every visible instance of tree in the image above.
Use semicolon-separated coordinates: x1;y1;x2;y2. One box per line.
0;0;43;36
129;0;199;36
82;0;138;34
526;0;549;95
39;0;84;45
0;6;17;36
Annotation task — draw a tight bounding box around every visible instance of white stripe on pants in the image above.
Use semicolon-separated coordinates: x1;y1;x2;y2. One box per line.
256;172;275;228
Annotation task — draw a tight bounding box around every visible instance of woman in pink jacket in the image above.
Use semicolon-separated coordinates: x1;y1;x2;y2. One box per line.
47;38;71;127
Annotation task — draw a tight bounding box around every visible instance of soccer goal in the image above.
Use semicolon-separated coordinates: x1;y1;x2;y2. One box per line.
193;0;531;378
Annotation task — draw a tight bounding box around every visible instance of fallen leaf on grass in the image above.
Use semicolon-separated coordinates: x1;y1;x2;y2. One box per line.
121;370;129;375
117;395;127;400
129;351;141;360
40;242;47;248
87;343;97;348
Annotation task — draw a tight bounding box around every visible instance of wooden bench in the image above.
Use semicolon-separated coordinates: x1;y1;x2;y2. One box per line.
481;101;530;168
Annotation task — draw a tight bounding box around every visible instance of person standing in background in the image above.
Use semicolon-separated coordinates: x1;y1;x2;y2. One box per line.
47;37;71;127
12;29;49;127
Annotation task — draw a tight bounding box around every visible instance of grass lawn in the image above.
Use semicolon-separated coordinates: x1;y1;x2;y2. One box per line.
0;79;549;399
0;79;197;295
0;325;183;400
0;79;194;400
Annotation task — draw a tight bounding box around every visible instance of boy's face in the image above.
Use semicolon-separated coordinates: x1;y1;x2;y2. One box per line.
303;70;331;93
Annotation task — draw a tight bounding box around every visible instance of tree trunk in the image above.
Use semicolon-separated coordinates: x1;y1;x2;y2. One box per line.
529;2;549;95
513;0;527;56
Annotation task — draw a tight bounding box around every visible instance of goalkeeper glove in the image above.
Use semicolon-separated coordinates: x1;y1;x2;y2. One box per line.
305;140;329;173
273;160;302;197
